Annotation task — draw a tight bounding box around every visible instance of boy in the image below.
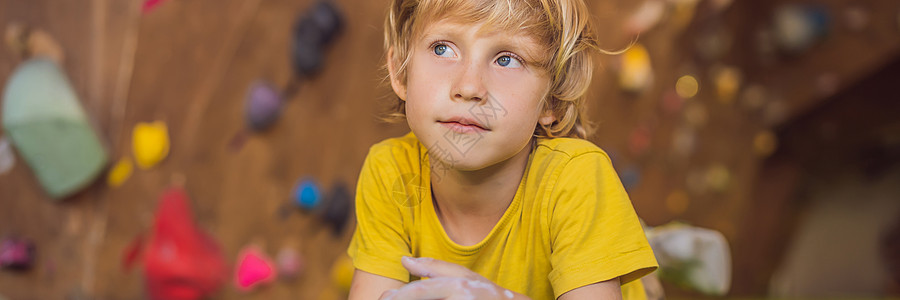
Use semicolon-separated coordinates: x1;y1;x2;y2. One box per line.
348;0;658;299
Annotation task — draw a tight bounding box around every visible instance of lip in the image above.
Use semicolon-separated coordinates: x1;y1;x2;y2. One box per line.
438;117;489;133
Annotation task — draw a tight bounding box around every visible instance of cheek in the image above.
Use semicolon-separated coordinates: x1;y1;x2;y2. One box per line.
490;75;547;124
405;59;447;111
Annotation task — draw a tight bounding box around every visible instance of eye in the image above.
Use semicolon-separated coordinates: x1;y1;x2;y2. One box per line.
496;55;523;68
432;43;456;57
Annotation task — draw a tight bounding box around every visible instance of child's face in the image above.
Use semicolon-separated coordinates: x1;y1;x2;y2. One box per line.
391;20;554;171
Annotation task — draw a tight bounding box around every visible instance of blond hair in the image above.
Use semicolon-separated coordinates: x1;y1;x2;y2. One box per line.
384;0;600;139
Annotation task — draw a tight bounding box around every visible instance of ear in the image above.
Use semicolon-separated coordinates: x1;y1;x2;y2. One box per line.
387;47;408;101
539;108;556;126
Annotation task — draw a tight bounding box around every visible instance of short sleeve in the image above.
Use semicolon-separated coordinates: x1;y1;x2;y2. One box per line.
347;146;412;282
547;152;658;299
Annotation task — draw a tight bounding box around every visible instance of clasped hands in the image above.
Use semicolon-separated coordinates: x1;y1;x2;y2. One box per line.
379;256;528;300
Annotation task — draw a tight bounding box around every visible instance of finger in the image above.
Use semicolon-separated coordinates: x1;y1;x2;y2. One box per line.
401;256;472;279
384;278;462;300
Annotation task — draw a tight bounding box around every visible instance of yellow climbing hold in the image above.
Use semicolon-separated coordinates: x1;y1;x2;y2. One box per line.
676;75;700;99
107;157;133;187
712;65;742;105
132;121;170;169
619;43;653;93
330;254;354;292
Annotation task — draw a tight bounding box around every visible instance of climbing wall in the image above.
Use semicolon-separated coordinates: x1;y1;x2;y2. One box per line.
1;0;898;298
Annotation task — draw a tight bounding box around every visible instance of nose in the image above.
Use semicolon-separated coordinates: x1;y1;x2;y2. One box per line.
450;60;487;102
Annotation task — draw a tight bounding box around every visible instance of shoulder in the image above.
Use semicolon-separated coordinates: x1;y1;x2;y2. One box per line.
365;132;424;168
534;137;613;168
368;132;422;158
359;133;427;200
530;138;622;202
369;132;420;155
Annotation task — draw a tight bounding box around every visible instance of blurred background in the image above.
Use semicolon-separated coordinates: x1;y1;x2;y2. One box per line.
0;0;898;299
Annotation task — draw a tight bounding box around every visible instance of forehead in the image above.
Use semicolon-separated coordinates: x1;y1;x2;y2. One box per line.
415;18;552;64
412;0;552;42
419;19;538;45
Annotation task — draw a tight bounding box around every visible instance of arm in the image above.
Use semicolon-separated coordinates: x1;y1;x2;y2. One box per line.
370;256;625;300
557;277;622;300
349;269;405;300
347;145;416;298
547;152;658;299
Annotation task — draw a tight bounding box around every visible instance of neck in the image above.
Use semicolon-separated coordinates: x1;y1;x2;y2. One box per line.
430;139;534;219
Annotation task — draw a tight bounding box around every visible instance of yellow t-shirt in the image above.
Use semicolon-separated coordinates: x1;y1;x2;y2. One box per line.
348;132;658;299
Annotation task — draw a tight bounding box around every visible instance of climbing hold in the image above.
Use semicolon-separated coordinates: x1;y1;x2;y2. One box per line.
705;164;731;193
276;245;304;279
305;1;343;45
292;25;323;78
322;181;353;235
330;254;354;292
711;65;742;105
618;43;652;93
142;0;170;14
292;1;344;77
645;222;732;296
625;0;665;35
671;126;697;158
619;166;641;191
144;187;227;300
132;121;170;169
2;58;108;199
628;125;652;157
25;29;65;64
676;75;699;99
4;24;65;64
772;4;830;55
235;245;276;291
107;157;134;187
293;178;322;211
0;237;35;271
245;80;284;131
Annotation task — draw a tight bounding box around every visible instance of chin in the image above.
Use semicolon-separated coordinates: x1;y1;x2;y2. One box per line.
417;126;530;172
443;146;522;172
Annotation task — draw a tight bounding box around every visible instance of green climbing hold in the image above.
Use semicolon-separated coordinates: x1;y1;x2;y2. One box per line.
2;58;108;199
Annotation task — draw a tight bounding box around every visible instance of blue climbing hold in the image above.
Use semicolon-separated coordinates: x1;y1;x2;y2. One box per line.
619;166;641;191
293;178;321;211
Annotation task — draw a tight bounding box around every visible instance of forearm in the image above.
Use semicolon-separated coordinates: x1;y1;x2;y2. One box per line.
349;269;405;300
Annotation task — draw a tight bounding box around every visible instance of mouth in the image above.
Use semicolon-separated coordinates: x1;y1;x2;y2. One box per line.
437;117;489;133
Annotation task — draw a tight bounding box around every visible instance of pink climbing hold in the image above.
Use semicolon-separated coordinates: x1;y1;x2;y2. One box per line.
142;0;168;14
235;246;275;291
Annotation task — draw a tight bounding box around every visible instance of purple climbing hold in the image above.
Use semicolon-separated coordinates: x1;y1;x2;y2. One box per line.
245;80;284;131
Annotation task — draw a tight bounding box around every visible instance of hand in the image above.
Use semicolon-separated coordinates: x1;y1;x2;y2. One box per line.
379;256;528;300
